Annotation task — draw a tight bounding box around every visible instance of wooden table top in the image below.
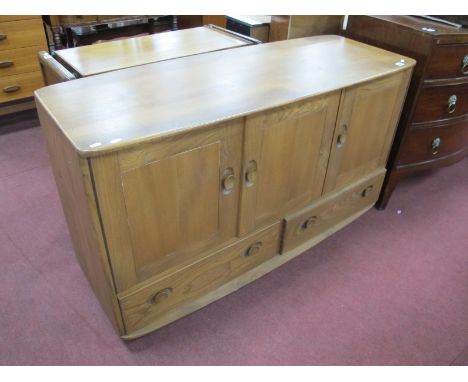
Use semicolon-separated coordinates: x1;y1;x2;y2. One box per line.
54;26;254;77
36;35;415;157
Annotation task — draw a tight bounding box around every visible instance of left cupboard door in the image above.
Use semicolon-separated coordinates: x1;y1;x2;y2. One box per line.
91;120;244;292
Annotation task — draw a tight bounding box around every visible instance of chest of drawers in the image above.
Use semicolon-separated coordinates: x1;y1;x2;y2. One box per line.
345;16;468;208
35;36;413;339
0;16;47;108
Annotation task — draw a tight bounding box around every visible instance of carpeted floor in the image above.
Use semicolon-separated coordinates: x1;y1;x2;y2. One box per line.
0;122;467;365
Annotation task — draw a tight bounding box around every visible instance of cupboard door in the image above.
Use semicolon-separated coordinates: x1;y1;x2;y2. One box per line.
92;120;243;292
238;92;341;235
323;71;410;194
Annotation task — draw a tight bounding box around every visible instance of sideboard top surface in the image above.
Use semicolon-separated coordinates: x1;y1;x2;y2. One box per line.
54;26;253;77
35;35;415;157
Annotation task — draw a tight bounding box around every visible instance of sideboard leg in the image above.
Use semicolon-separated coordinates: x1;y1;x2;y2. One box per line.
376;172;400;210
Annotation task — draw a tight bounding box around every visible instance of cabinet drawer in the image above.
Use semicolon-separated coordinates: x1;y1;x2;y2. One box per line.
413;83;468;124
0;16;41;23
427;43;468;80
399;120;468;165
0;19;45;51
0;71;44;102
0;46;44;77
282;171;385;253
119;222;281;334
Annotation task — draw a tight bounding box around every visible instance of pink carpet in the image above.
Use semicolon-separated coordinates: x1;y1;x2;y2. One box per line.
0;123;467;365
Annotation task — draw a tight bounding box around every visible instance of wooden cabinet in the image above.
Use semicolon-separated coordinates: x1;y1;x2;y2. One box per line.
0;16;47;109
345;16;468;208
35;35;414;339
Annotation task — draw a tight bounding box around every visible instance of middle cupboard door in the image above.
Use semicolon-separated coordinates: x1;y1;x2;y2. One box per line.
238;92;341;235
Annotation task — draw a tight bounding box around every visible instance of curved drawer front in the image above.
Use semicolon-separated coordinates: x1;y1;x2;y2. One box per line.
413;82;468;123
119;222;281;334
399;120;468;166
282;171;385;254
427;43;468;80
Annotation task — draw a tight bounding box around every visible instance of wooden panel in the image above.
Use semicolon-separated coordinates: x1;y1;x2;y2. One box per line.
55;26;251;77
239;92;340;235
427;43;468;79
0;16;41;23
399;120;468;166
282;170;385;253
413;83;468;124
287;15;343;39
0;71;44;103
34;36;415;157
119;222;281;335
202;15;226;28
323;70;411;193
35;100;125;336
92;120;243;292
0;18;46;51
0;46;46;77
268;15;290;42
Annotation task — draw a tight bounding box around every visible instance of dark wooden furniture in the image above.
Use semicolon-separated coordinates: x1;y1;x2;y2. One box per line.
226;15;271;42
345;16;468;209
42;16;178;51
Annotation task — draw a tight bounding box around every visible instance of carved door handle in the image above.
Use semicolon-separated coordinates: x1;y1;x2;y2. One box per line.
337;124;348;148
461;55;468;75
447;95;457;114
3;84;20;93
245;160;258;186
431;137;441;155
148;288;173;304
0;60;13;68
245;241;262;257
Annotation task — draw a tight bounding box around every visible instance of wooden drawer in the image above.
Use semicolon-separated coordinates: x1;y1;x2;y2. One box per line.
119;222;281;334
0;71;44;102
427;43;468;79
413;83;468;124
281;171;385;253
0;46;44;77
0;18;46;51
399;120;468;165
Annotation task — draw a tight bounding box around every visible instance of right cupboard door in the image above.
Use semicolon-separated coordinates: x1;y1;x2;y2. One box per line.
323;71;411;194
238;92;341;235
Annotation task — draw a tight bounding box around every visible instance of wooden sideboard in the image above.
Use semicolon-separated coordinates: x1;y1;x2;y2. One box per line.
52;25;257;78
269;16;343;42
35;36;414;339
0;15;48;114
345;16;468;208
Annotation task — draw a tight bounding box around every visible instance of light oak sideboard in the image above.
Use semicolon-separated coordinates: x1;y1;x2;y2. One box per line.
35;35;414;339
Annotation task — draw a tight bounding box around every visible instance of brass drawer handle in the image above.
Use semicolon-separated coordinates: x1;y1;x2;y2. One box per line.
447;95;457;114
245;241;262;257
462;55;468;75
3;84;20;93
361;185;374;198
148;287;173;305
0;60;13;68
0;33;6;41
431;137;441;155
221;168;235;193
245;160;258;186
337;124;348;148
301;216;318;231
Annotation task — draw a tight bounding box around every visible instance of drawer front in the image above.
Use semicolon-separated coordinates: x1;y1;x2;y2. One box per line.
0;16;41;23
399;120;468;165
0;71;44;102
119;222;281;334
413;83;468;124
0;19;45;51
0;46;44;77
282;171;385;253
427;43;468;79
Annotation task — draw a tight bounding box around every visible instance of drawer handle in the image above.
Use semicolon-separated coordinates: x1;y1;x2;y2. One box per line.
221;168;235;193
0;60;13;68
245;241;262;257
0;33;6;41
361;185;374;198
148;287;173;305
245;160;258;186
301;216;318;231
337;124;348;148
431;137;441;155
462;55;468;75
3;84;21;93
447;95;457;114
